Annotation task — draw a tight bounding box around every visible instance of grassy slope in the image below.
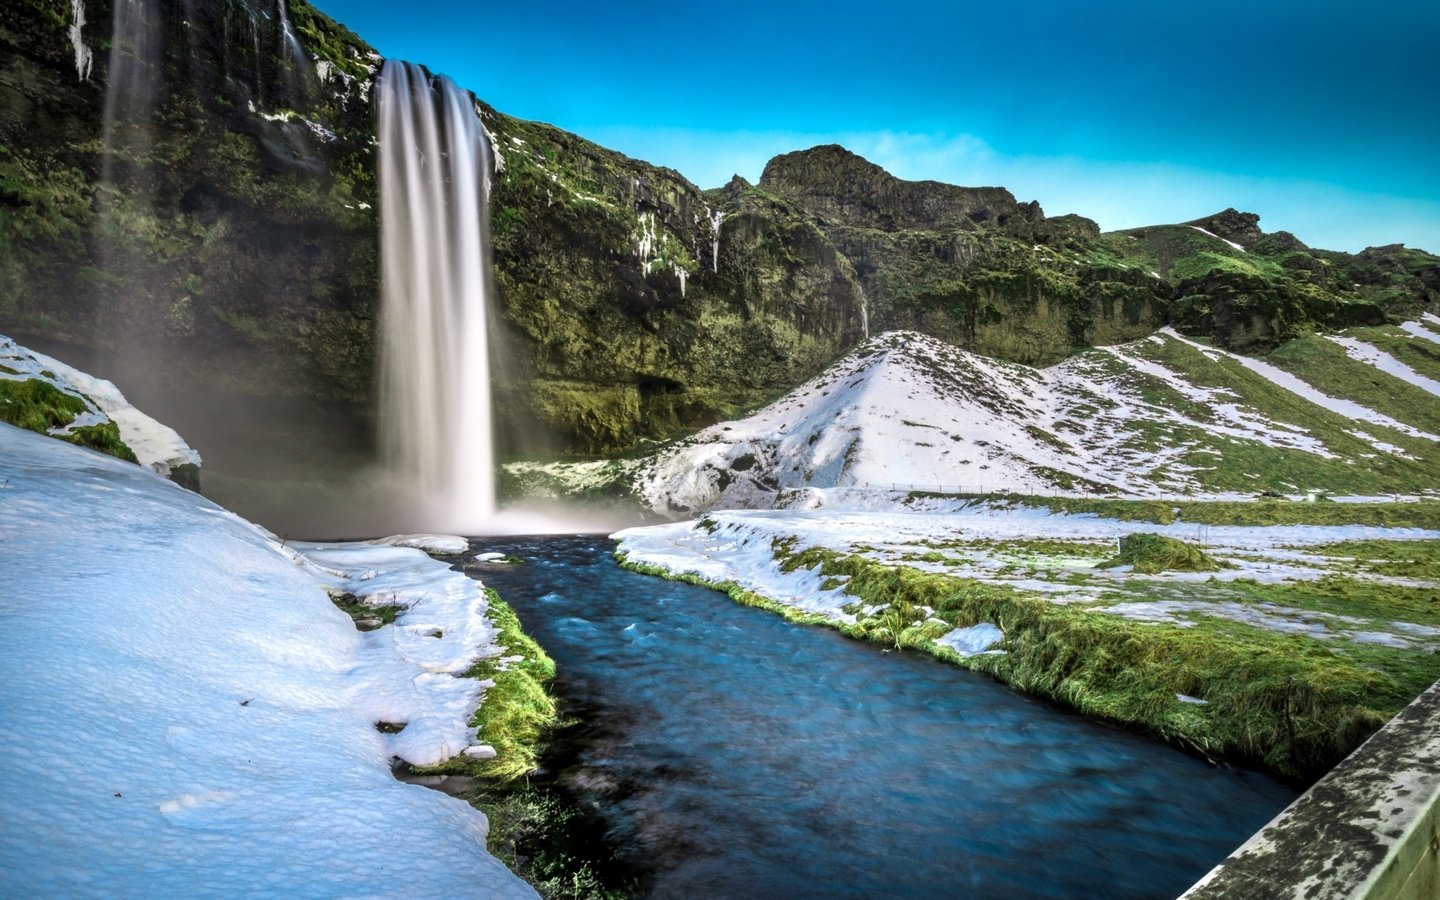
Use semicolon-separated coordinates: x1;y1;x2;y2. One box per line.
620;500;1440;782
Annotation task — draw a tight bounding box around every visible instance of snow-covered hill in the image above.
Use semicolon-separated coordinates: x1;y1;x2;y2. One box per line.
621;320;1440;513
0;422;533;896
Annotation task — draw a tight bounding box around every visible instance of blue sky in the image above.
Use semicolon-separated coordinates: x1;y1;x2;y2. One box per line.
318;0;1440;252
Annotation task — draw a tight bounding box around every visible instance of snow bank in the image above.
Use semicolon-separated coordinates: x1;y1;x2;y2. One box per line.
1162;328;1438;444
615;506;1440;646
1;334;201;478
0;423;532;897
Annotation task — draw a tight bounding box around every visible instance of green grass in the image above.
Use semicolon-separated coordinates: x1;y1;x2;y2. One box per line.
1131;333;1437;495
624;542;1439;780
0;378;138;462
328;592;403;630
457;782;638;899
411;589;558;782
1344;325;1440;384
1295;539;1440;583
1264;334;1440;437
966;496;1440;529
1097;533;1227;574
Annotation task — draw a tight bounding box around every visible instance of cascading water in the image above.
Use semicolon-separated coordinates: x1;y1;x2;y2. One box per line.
101;0;161;189
376;61;496;531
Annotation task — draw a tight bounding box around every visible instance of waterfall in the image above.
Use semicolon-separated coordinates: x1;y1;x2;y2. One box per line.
376;61;496;530
101;0;161;188
275;0;307;73
69;0;93;81
709;208;725;272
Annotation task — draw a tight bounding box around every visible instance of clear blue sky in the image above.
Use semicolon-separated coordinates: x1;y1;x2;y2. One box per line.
317;0;1440;253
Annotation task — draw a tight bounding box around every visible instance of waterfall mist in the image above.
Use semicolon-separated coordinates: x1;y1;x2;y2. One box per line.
377;61;497;533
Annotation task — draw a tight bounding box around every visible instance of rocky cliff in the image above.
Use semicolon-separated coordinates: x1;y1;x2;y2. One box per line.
1;0;1435;508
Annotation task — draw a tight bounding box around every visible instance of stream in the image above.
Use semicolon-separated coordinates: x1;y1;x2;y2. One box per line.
469;534;1297;899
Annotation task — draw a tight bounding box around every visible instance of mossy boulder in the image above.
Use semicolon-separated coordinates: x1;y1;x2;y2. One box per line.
1097;533;1227;574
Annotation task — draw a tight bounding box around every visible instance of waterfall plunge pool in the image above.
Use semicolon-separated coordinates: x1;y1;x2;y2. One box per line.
463;535;1296;898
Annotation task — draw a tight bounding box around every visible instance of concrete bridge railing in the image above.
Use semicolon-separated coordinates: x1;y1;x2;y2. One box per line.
1182;679;1440;899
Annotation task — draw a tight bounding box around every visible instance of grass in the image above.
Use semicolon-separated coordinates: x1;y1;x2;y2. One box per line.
410;588;558;782
0;378;138;462
1134;332;1438;495
328;592;402;630
958;495;1440;529
624;541;1439;781
1303;539;1440;581
1097;533;1227;574
1264;334;1440;437
456;782;638;899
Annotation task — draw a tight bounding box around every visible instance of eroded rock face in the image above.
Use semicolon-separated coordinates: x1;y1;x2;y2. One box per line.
759;144;1037;234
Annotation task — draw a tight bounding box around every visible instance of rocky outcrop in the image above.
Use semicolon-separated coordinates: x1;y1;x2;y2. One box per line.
482;118;867;454
759;144;1040;235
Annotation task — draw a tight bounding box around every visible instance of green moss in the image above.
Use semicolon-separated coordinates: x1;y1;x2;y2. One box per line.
1097;533;1227;574
413;589;558;782
0;378;139;462
329;592;402;630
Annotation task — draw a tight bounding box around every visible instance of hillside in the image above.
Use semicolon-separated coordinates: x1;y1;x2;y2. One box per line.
512;315;1440;513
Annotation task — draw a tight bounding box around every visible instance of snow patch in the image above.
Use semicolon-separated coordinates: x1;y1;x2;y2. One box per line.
938;623;1005;657
1188;225;1246;253
1329;335;1440;398
1163;328;1438;445
1399;319;1440;346
0;335;201;477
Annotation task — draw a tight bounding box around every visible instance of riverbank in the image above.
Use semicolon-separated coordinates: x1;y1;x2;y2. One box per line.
0;422;535;896
615;499;1440;781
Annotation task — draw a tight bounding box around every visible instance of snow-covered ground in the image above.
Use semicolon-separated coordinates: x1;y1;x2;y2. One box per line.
0;423;533;897
1;334;201;478
615;502;1440;649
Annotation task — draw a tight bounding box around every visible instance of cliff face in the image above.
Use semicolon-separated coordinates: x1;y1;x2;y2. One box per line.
0;0;381;484
0;0;1435;484
479;113;866;454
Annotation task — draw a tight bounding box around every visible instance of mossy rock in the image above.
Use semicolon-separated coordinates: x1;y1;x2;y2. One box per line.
1097;533;1226;574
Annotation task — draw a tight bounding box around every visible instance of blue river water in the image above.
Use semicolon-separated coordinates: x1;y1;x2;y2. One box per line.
469;535;1297;899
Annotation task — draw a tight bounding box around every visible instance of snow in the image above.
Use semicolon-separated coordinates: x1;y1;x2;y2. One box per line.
937;623;1005;656
1328;335;1440;398
1399;319;1440;346
630;329;1392;513
615;506;1440;650
2;335;202;478
367;533;470;554
0;423;532;897
1162;328;1438;444
1187;225;1246;253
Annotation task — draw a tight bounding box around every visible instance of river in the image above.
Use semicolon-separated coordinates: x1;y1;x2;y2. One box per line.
468;534;1296;899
